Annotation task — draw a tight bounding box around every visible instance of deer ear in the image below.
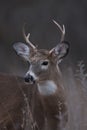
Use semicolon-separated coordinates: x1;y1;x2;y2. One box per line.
13;42;30;61
50;41;70;63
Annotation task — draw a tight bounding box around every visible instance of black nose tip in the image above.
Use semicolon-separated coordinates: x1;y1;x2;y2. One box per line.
25;76;29;83
24;74;34;83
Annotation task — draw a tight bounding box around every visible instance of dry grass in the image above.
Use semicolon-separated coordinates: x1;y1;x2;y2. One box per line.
0;61;87;130
63;61;87;130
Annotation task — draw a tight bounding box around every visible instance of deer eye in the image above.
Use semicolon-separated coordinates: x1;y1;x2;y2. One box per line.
41;61;49;66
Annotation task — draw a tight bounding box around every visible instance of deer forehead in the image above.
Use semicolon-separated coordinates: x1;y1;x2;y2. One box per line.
30;49;50;62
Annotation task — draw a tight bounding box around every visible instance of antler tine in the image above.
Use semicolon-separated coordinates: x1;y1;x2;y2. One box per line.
53;20;65;42
22;24;36;50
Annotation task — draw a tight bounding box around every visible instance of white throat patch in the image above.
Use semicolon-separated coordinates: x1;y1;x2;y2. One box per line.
37;80;57;96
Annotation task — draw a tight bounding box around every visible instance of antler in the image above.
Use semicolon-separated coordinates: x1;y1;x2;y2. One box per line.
52;20;65;42
22;24;36;50
49;20;65;54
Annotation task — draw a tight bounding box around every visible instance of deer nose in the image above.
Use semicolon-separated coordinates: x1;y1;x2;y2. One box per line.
24;73;35;83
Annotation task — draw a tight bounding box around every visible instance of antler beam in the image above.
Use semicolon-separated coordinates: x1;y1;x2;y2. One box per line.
53;20;65;42
49;20;66;54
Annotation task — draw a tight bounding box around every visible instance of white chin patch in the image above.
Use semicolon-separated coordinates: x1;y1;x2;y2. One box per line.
37;80;57;96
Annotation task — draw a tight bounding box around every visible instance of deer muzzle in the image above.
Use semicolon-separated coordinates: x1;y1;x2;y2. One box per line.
24;73;35;84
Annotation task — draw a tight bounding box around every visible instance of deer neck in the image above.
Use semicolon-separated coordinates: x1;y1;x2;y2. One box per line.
37;66;63;96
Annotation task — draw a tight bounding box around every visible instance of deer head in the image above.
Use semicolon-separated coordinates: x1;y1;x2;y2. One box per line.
13;20;69;84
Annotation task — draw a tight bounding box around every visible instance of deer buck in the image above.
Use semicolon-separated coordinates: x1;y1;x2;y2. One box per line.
0;20;69;130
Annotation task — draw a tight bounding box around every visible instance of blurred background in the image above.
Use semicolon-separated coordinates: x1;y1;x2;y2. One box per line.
0;1;87;130
0;0;87;76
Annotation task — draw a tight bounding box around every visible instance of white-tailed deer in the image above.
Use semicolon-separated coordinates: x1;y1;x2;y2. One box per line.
0;20;69;130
